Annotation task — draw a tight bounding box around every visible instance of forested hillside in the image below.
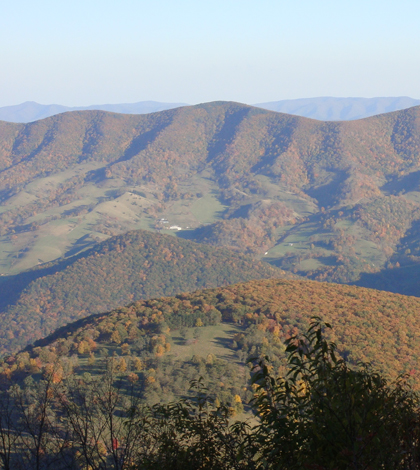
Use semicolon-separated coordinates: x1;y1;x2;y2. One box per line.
0;229;288;354
3;276;420;467
1;102;420;292
5;278;420;398
0;312;419;469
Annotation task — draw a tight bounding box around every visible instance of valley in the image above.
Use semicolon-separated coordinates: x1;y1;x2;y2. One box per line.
0;102;420;294
1;102;420;467
0;229;288;354
4;0;419;465
1;101;420;371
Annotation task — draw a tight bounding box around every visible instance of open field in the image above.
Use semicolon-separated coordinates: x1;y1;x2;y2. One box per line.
170;323;244;362
189;192;228;224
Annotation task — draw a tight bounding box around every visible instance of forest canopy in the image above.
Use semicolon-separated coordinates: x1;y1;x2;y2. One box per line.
0;229;289;354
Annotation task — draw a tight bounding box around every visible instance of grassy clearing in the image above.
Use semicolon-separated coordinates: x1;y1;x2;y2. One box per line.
298;258;325;270
75;324;246;378
3;191;39;210
161;200;201;228
189;192;228;224
266;222;321;259
25;162;103;192
0;157;393;279
263;214;387;274
353;238;385;266
170;324;244;362
404;191;420;204
0;178;163;274
254;175;318;217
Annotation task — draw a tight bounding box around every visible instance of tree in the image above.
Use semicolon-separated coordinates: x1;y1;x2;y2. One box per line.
0;386;22;470
11;371;74;470
57;368;144;470
179;326;188;338
88;352;96;366
121;343;130;356
250;317;420;469
193;328;202;340
133;380;253;470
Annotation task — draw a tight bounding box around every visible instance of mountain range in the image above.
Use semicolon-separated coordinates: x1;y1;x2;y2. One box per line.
2;98;420;468
1;96;419;123
255;96;420;121
1;101;420;292
0;100;188;123
0;99;420;417
0;94;419;470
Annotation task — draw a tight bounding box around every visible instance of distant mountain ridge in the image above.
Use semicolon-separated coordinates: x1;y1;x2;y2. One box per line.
0;100;188;123
255;96;420;121
1;97;419;123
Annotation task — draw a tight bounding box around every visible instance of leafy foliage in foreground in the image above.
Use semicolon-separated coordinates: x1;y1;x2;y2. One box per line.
0;229;287;354
250;319;420;469
0;319;420;469
139;320;420;469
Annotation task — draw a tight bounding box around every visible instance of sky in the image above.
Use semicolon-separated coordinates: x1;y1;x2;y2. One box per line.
1;0;419;107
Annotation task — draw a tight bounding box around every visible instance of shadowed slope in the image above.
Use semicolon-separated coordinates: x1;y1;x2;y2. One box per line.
1;102;420;289
0;229;289;354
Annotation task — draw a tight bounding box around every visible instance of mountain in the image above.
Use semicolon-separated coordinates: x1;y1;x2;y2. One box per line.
0;100;187;123
1;101;420;293
5;278;420;392
255;96;420;121
0;228;289;354
2;97;419;123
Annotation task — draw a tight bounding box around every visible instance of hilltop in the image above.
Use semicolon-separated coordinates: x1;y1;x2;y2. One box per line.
0;228;288;354
0;101;420;292
5;278;420;401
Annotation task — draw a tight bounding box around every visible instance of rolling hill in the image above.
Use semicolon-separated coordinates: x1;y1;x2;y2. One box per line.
1;101;420;293
1;278;420;469
5;278;420;398
0;228;289;354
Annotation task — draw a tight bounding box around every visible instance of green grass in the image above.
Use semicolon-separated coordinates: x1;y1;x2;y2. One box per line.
170;324;244;362
189;192;228;224
265;221;324;259
0;156;399;280
254;175;319;216
298;258;325;271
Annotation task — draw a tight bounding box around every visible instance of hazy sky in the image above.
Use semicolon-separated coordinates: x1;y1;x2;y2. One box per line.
1;0;419;107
